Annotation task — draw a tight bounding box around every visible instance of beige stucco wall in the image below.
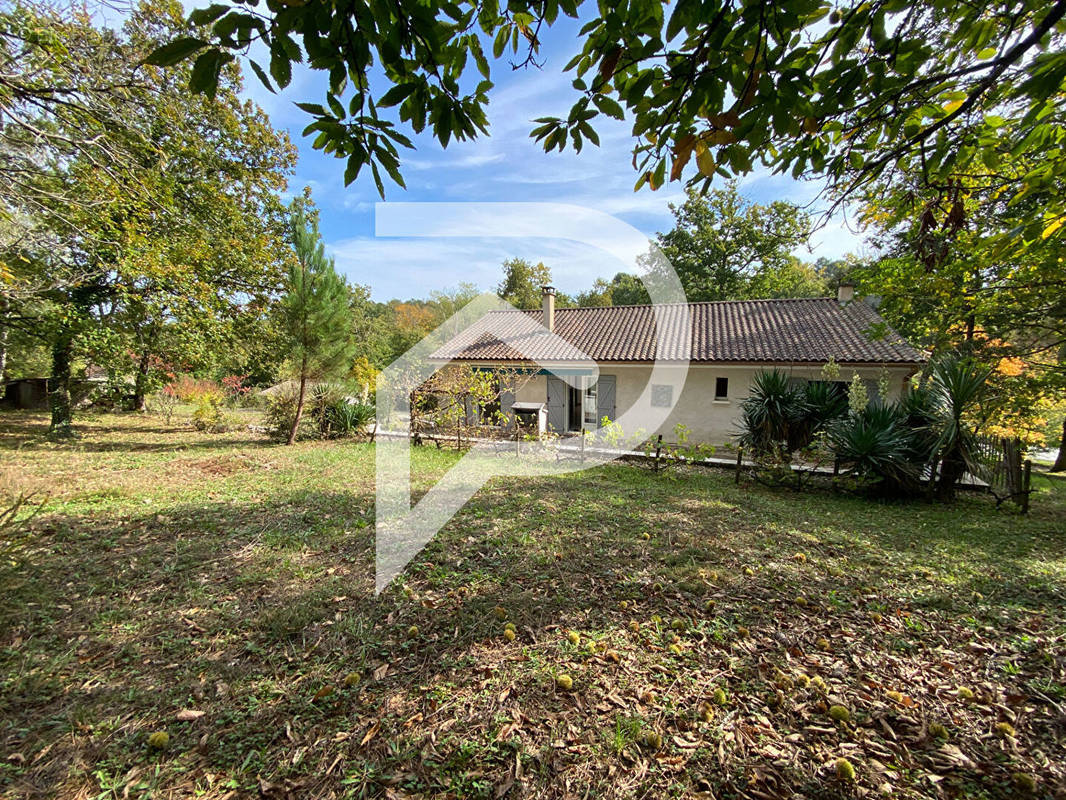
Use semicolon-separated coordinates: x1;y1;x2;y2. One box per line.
609;363;916;445
514;374;547;405
492;362;919;445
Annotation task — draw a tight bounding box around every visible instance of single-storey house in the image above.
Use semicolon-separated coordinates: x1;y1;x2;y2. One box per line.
430;285;926;444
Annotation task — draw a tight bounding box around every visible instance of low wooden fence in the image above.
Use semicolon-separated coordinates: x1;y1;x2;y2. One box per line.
974;436;1032;512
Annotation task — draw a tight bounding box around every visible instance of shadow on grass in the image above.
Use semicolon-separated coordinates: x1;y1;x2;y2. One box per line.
2;463;1065;797
0;411;273;454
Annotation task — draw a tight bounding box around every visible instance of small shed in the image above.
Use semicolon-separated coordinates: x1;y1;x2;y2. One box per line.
1;378;50;410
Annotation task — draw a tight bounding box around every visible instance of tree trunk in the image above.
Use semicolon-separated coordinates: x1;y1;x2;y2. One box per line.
936;445;966;501
0;296;9;380
49;331;74;436
287;369;307;445
0;319;8;381
1051;419;1066;473
133;348;151;411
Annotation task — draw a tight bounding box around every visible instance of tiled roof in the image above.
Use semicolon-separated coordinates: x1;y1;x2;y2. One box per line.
431;298;926;364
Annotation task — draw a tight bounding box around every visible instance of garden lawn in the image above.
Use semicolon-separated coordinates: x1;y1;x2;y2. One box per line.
1;412;1065;799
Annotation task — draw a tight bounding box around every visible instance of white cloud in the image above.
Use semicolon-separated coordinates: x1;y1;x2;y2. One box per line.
329;230;638;301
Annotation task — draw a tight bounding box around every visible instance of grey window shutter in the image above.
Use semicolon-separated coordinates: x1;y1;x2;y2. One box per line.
546;375;566;433
500;378;515;430
596;375;616;426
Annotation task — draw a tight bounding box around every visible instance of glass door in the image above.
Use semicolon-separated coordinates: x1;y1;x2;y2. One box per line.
583;380;598;428
567;384;582;431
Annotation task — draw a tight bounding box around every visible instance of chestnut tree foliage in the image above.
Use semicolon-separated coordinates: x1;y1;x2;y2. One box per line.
153;0;1066;243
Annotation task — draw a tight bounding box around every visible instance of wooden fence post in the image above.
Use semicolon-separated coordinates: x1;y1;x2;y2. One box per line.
1003;437;1021;498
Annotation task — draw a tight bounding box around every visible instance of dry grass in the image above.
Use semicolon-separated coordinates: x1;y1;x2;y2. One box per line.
1;411;1064;799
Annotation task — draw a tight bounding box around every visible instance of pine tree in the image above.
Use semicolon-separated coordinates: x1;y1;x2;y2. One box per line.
280;202;357;445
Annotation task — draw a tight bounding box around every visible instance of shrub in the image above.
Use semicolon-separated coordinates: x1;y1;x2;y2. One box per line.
261;383;370;442
787;380;849;450
191;391;227;432
263;388;306;441
220;374;252;406
737;357;992;501
927;356;994;499
802;380;849;432
327;400;375;438
146;386;180;425
168;375;220;403
309;383;346;436
88;379;135;411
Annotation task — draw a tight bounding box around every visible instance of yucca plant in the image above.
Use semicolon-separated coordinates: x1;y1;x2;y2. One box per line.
329;400;375;437
829;402;922;495
799;380;849;440
310;382;346;437
927;356;994;500
736;369;804;456
896;384;940;467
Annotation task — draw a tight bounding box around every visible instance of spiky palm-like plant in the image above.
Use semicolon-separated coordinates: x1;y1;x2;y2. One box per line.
896;384;940;467
829;402;921;496
328;400;375;437
736;369;804;456
928;356;993;500
801;380;849;435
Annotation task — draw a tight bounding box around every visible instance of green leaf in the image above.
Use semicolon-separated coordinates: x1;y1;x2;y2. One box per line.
344;153;364;185
592;94;625;120
579;121;600;147
378;82;418;108
370;162;385;198
248;60;274;93
493;26;509;59
295;102;329;116
144;37;209;66
188;4;229;25
277;31;303;63
378;148;407;189
270;46;292;89
327;94;346;119
189;49;229;98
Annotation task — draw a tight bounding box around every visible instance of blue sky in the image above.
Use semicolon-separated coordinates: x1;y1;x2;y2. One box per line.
234;18;869;302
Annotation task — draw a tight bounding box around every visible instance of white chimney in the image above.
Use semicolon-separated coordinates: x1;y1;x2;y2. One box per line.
542;285;556;331
837;282;855;305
